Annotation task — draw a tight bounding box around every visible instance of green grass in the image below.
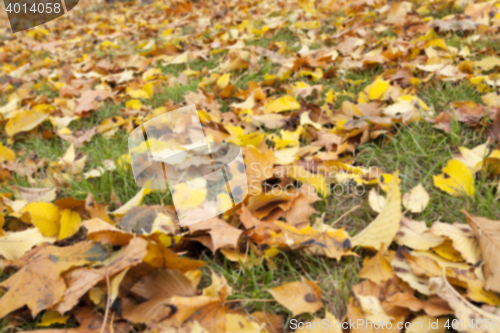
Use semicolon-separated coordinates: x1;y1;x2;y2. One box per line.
201;249;362;321
356;121;499;223
3;2;500;331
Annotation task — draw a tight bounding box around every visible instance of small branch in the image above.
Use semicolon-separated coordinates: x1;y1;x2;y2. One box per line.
331;204;361;226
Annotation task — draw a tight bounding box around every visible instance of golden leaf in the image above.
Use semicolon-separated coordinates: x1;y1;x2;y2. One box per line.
268;278;322;316
352;171;401;249
430;274;500;333
433;159;475;197
402;183;429;213
263;95;300;113
5;111;48;137
21;202;61;237
464;211;500;293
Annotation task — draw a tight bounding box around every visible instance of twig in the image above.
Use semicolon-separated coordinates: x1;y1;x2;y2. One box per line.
331;204;361;226
224;299;276;303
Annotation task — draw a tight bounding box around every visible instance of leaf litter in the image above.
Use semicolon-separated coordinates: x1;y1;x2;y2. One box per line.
1;0;500;332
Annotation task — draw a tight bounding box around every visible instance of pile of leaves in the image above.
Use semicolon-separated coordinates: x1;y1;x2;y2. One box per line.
1;0;500;332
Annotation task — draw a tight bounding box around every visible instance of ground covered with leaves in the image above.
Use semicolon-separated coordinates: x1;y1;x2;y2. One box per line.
1;0;500;332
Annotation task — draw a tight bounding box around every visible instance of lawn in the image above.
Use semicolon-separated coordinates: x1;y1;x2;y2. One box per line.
0;0;500;332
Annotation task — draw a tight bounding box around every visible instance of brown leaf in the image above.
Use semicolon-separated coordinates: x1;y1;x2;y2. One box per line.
464;211;500;293
55;237;147;313
430;275;500;333
85;193;113;224
83;218;133;246
75;90;114;115
119;205;177;235
268;278;322;316
0;241;108;318
359;249;394;285
18;186;57;203
143;241;206;272
187;217;242;252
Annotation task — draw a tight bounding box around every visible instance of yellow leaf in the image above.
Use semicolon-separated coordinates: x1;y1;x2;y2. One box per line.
433;159;475;197
402;183;430;213
0;142;15;163
300;112;322;130
394;217;444;250
21;202;61;237
31;104;55;114
217;73;231;88
392;252;431;295
465;211;500;293
171;179;208;211
430;275;500;333
475;56;500;72
143;82;154;98
283;164;329;196
268;278;322;316
100;41;119;49
272;127;304;149
368;189;386;213
356;294;394;323
226;313;262;333
6;111;48;137
359;250;394;284
126;99;143;110
217;193;232;212
58;209;82;240
109;267;130;303
352;171;401;250
482;92;500;107
0;228;56;260
97;116;125;134
430;222;481;264
127;89;150;99
457;144;488;173
111;188;151;217
299;68;323;81
378;172;400;192
225;124;264;147
366;77;390;100
484;149;500;175
38;310;70;327
264;95;300;113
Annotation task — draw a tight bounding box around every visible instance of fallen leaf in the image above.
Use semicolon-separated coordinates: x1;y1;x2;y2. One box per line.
0;227;55;260
402;183;429;213
394;217;444;250
430;275;500;333
359;249;394;285
263;95;300;113
21;202;61;237
352;171;401;250
5;111;48;137
433;159;475;197
368;188;386;213
55;237;147;313
85;193;113;224
464;211;500;293
58;209;82;240
430;222;481;264
19;187;57;203
75;90;113;115
0;241;108;318
268;278;322;316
